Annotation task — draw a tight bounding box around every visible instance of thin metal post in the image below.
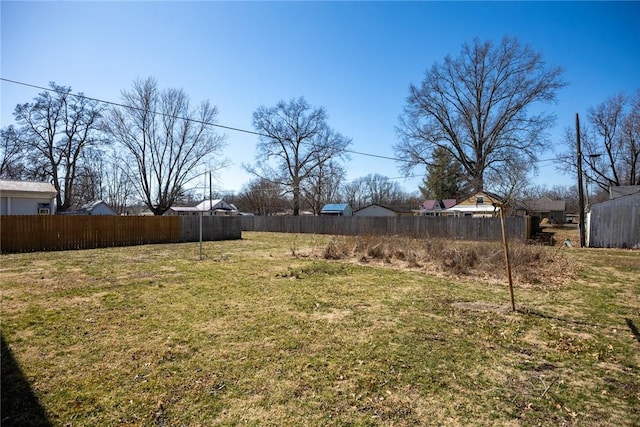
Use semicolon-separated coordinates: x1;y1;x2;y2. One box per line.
576;113;586;248
500;206;516;312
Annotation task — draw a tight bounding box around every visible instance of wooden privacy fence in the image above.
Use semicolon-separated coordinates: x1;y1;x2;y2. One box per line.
241;215;531;241
0;215;242;253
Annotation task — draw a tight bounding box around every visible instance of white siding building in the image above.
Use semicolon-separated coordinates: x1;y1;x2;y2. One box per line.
0;179;57;215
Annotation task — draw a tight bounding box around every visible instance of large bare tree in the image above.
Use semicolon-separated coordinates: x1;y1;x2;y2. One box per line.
105;77;227;215
341;174;413;210
560;89;640;192
237;178;288;215
12;83;105;211
248;97;351;215
396;37;566;193
301;160;345;215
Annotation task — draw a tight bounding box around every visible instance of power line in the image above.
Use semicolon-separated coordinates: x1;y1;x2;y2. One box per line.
1;77;409;163
0;77;266;138
0;77;572;167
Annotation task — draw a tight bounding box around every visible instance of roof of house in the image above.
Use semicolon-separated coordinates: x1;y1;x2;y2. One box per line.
422;199;457;210
528;196;566;212
170;199;237;212
78;200;114;212
446;204;498;213
0;179;57;196
320;203;350;213
195;199;237;211
354;204;413;214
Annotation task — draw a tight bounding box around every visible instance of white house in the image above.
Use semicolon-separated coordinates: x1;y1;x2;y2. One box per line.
444;192;503;218
0;179;57;215
165;199;239;216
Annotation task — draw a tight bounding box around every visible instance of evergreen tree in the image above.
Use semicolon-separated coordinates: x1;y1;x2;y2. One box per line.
420;147;470;200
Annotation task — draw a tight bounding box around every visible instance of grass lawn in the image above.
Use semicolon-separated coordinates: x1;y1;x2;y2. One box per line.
1;232;639;426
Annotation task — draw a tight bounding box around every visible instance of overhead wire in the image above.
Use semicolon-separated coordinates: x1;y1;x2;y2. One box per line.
1;77;411;164
1;77;569;186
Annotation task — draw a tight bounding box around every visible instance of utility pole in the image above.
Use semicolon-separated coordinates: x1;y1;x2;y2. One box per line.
576;113;586;248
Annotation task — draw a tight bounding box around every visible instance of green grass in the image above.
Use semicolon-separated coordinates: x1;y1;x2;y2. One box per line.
1;232;639;426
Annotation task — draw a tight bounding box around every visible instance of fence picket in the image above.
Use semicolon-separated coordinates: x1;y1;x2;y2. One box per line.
0;215;241;253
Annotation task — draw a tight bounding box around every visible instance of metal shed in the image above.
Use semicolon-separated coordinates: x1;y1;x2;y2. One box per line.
587;192;640;249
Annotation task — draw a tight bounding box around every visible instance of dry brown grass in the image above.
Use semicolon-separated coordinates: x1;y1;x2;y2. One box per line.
321;235;577;288
1;232;638;426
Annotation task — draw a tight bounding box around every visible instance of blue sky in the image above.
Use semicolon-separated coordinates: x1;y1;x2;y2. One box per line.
2;1;639;195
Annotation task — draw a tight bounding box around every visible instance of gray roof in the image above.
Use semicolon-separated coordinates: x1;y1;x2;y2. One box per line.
0;179;57;196
528;197;566;212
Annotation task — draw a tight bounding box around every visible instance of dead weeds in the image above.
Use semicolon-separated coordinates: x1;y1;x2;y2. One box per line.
321;235;577;288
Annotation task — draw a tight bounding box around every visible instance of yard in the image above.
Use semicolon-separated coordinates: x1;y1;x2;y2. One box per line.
1;232;638;426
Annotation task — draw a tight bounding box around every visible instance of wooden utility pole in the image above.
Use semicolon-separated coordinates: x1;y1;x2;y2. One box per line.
576;113;586;247
499;206;516;312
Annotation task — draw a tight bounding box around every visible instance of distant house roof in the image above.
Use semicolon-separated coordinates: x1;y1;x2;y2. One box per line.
421;199;457;210
321;203;349;212
0;179;57;197
528;196;566;212
195;199;237;212
78;200;117;215
354;204;413;216
445;204;498;214
170;199;237;212
320;203;352;215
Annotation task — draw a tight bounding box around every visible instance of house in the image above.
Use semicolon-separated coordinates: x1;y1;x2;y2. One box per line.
165;199;239;216
445;191;503;217
68;200;117;216
419;199;457;216
0;179;57;215
354;204;413;217
320;203;352;216
587;191;640;249
527;196;566;224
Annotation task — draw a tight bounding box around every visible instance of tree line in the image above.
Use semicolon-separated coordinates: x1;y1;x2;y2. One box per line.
2;36;638;215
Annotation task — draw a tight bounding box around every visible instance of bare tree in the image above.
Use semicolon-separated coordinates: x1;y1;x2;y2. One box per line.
341;178;369;211
396;36;566;193
0;126;26;179
12;83;105;211
105;77;227;215
301;160;345;215
621;89;640;185
248;97;351;215
341;174;413;210
363;173;406;206
559;89;640;192
237;178;288;215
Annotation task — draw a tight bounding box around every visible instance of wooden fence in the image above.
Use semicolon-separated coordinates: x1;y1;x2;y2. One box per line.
241;215;531;241
0;215;242;253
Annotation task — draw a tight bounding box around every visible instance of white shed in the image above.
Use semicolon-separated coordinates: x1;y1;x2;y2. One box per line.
0;179;57;215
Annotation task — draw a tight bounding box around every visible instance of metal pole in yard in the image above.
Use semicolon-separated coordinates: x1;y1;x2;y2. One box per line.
576;113;586;248
499;206;516;312
200;172;205;261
